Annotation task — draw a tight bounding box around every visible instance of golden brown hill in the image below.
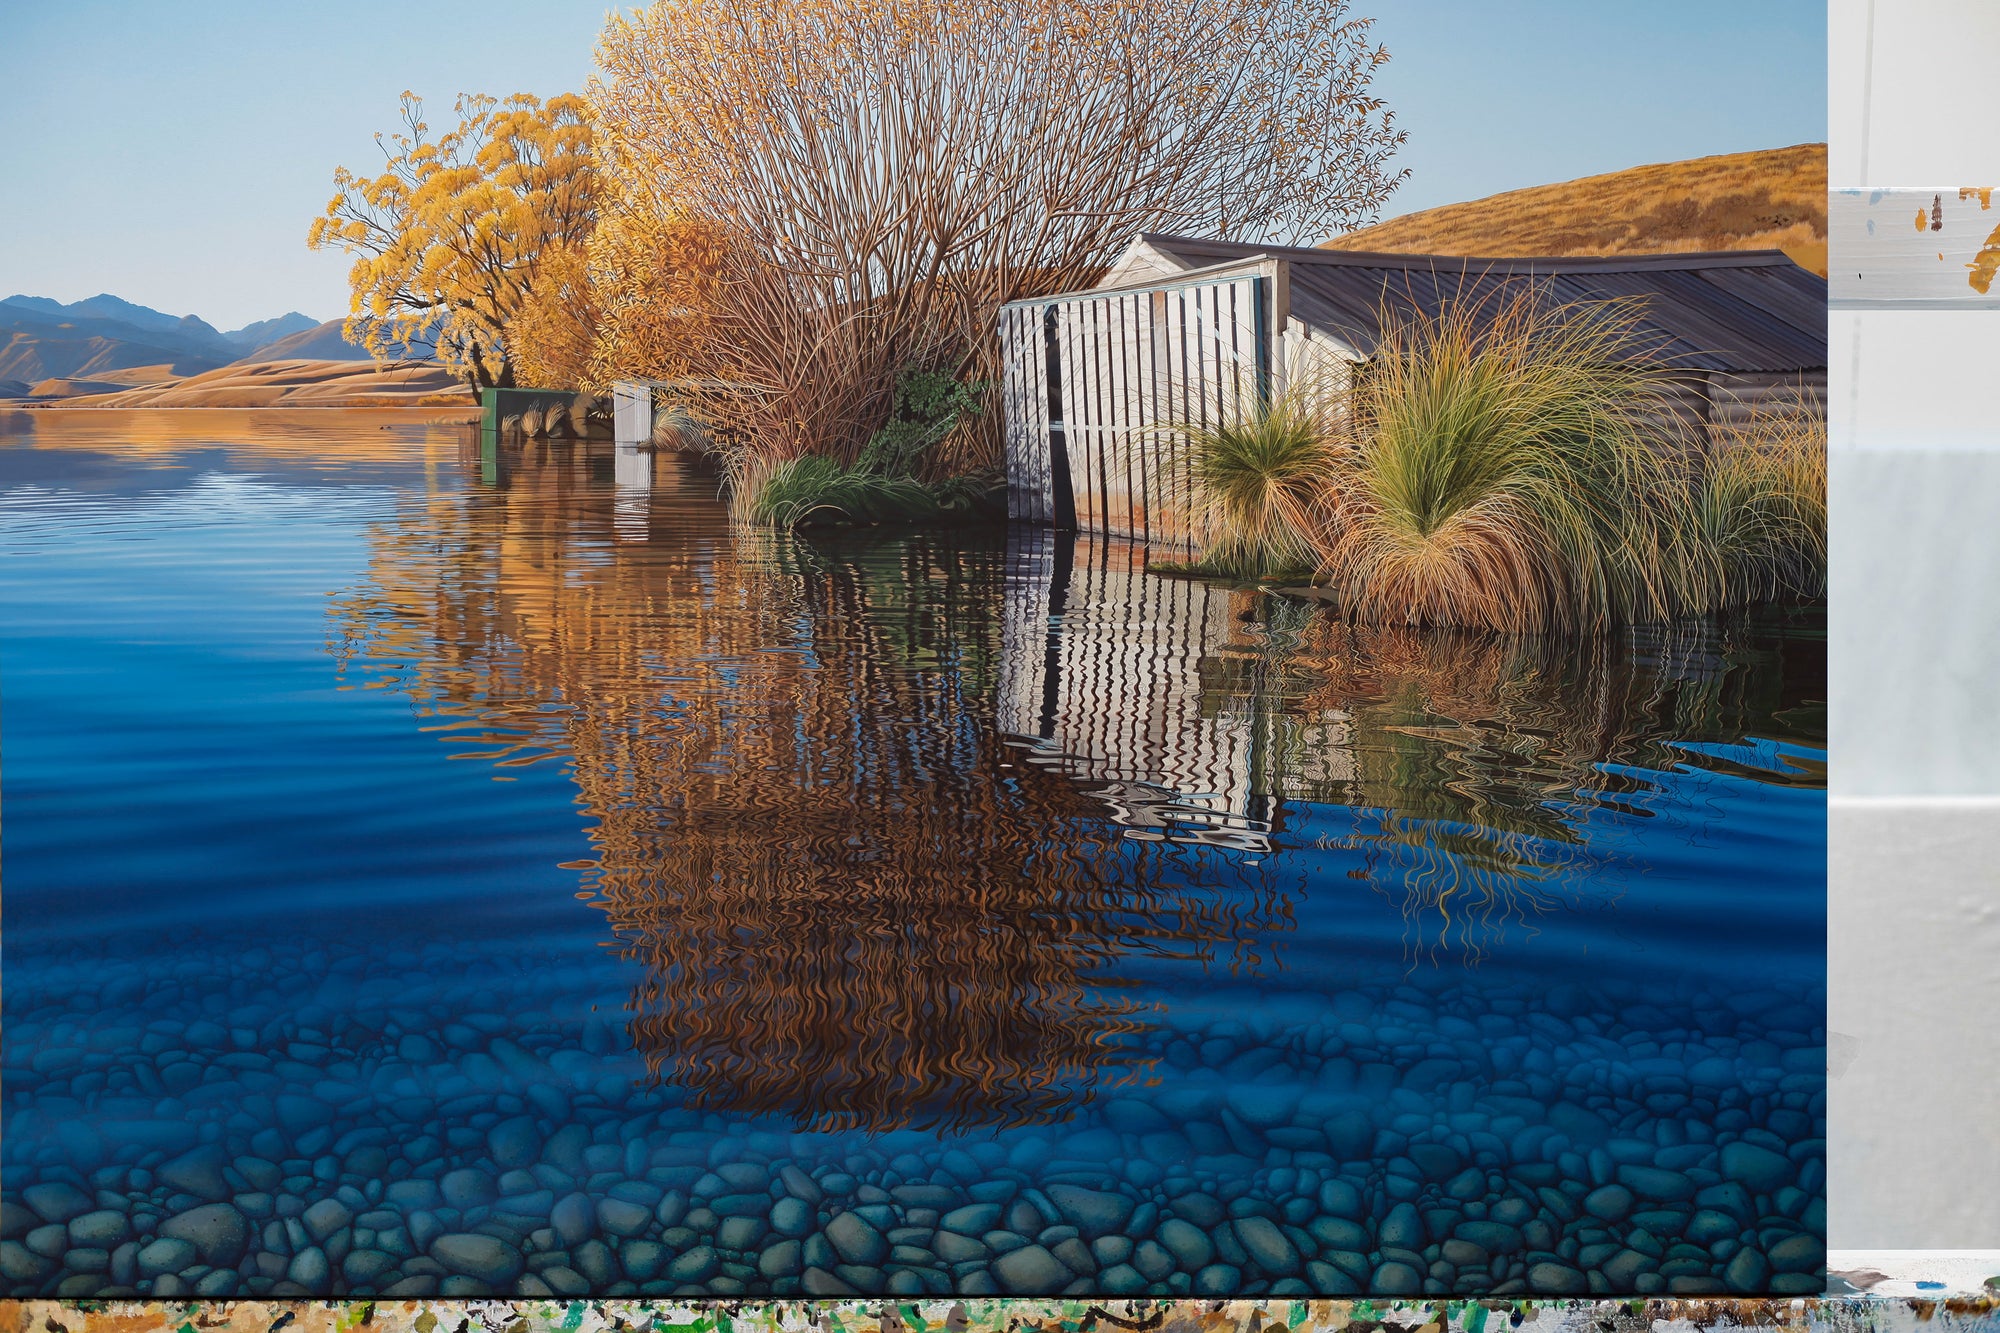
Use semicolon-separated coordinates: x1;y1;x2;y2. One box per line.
1324;144;1827;276
31;358;474;409
25;364;183;399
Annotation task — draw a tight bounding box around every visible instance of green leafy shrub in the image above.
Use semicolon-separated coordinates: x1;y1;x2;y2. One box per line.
743;367;1003;527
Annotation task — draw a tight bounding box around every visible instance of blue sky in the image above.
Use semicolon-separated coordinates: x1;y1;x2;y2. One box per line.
0;0;1825;331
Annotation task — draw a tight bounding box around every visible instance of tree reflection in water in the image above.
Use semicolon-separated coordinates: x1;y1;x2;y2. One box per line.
327;439;1291;1133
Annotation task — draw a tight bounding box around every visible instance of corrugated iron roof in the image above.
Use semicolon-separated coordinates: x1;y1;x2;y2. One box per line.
1127;234;1827;374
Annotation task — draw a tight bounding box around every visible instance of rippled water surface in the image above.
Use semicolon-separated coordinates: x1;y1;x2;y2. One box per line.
0;412;1826;1300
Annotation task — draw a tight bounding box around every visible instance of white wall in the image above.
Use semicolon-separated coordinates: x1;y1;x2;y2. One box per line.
1829;0;2000;1250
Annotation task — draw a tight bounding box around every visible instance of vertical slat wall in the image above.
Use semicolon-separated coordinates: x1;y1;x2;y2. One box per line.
998;304;1053;524
998;273;1267;552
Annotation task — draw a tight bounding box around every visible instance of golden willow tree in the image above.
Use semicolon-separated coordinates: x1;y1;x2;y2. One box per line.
307;91;597;393
590;0;1409;471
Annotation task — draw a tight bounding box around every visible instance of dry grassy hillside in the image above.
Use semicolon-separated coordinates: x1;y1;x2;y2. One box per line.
1325;144;1827;276
26;358;472;408
26;364;182;399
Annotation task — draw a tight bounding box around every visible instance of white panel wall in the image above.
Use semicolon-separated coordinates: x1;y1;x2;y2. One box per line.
1828;0;2000;1253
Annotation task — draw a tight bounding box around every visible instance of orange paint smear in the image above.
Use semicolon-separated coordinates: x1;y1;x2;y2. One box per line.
1966;221;2000;294
1916;209;1929;232
1960;187;1995;209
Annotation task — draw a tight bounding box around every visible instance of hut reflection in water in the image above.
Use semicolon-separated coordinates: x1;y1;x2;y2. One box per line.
1001;532;1820;966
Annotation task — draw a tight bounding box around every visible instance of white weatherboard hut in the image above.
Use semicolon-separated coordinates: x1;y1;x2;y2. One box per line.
996;234;1829;554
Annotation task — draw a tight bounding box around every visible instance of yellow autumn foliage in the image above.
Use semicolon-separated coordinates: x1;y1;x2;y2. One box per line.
577;207;730;390
307;91;597;393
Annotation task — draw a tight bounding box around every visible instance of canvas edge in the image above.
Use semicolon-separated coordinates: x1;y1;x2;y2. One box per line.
3;1285;2000;1333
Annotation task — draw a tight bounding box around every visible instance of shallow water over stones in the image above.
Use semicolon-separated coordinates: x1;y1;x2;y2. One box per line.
0;416;1826;1300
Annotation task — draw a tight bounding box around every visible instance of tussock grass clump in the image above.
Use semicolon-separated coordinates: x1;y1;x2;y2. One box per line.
1319;289;1689;634
1171;391;1337;580
1684;406;1827;608
649;401;716;453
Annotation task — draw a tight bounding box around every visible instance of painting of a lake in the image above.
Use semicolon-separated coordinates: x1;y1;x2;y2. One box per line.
0;413;1825;1302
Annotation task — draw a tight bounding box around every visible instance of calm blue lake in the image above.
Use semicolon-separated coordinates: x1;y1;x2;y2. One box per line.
0;412;1825;1300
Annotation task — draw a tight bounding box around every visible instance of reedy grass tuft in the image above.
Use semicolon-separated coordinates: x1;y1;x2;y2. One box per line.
1316;289;1694;634
649;401;716;453
1172;389;1337;580
1681;404;1827;608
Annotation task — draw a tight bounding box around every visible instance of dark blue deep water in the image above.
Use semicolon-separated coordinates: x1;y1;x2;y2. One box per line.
0;413;1826;1301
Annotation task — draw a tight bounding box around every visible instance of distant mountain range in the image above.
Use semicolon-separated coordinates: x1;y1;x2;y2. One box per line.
223;310;323;350
0;294;438;389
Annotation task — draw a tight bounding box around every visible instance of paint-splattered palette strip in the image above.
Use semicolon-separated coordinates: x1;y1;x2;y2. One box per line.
1831;187;2000;308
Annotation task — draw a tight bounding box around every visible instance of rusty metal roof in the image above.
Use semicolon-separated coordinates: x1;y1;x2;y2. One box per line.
1130;234;1827;374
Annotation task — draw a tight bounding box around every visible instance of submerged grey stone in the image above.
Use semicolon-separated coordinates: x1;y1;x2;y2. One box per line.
159;1204;248;1267
1584;1185;1635;1221
135;1237;197;1278
1720;1142;1793;1193
0;1242;53;1285
1044;1185;1132;1239
825;1212;888;1267
1232;1216;1299;1275
158;1146;231;1201
620;1240;667;1282
22;1184;92;1225
343;1248;397;1284
801;1266;857;1295
992;1244;1071;1293
596;1197;650;1238
67;1211;129;1248
1528;1262;1590;1294
1726;1247;1771;1292
431;1233;524;1285
1372;1261;1422;1295
1769;1234;1824;1273
1155;1219;1214;1271
552;1193;595;1247
770;1197;814;1238
668;1247;720;1283
302;1198;351;1243
941;1203;1001;1236
288;1246;330;1287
